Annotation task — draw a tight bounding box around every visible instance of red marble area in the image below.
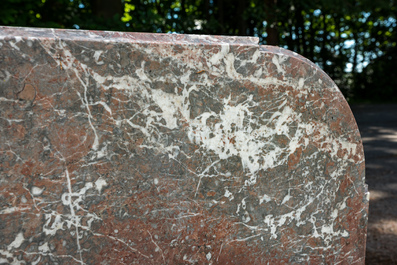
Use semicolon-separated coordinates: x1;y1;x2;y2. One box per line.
0;26;368;264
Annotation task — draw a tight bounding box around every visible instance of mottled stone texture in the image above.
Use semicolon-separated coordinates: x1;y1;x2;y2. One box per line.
0;27;368;264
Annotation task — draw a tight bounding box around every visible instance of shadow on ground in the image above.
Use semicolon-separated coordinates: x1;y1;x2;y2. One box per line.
350;104;397;265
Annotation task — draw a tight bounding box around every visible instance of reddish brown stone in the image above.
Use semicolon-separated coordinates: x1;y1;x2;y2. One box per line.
0;26;368;264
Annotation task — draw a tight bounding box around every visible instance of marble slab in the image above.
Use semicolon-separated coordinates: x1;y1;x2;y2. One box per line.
0;26;368;264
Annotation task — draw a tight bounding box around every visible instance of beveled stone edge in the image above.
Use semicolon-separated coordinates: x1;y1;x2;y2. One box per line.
0;26;259;46
262;44;368;206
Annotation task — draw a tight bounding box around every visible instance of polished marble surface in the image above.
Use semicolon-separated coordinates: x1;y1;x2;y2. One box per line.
0;27;368;264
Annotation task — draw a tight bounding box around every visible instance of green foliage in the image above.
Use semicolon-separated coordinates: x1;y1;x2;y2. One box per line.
1;0;396;102
0;0;42;26
0;0;126;30
354;50;397;102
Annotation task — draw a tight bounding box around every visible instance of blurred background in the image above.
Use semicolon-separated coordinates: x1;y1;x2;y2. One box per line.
1;0;396;263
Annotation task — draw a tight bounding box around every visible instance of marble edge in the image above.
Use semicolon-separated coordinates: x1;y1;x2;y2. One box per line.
261;44;366;156
259;45;340;90
0;26;259;46
262;45;367;196
260;45;319;70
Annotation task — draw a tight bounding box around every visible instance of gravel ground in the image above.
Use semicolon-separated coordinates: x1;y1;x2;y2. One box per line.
350;104;397;265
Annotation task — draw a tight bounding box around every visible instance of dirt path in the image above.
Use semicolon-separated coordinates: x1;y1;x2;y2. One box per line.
350;104;397;265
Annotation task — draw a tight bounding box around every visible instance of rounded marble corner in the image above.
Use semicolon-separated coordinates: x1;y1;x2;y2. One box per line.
259;44;365;162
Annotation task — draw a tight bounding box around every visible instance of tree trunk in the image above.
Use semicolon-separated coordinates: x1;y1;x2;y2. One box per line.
237;0;248;35
217;0;225;34
90;0;123;19
321;13;328;72
295;4;307;56
264;0;279;45
286;8;294;50
352;32;359;76
309;13;315;61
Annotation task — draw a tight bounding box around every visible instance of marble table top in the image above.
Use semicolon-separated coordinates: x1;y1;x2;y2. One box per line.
0;26;368;264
